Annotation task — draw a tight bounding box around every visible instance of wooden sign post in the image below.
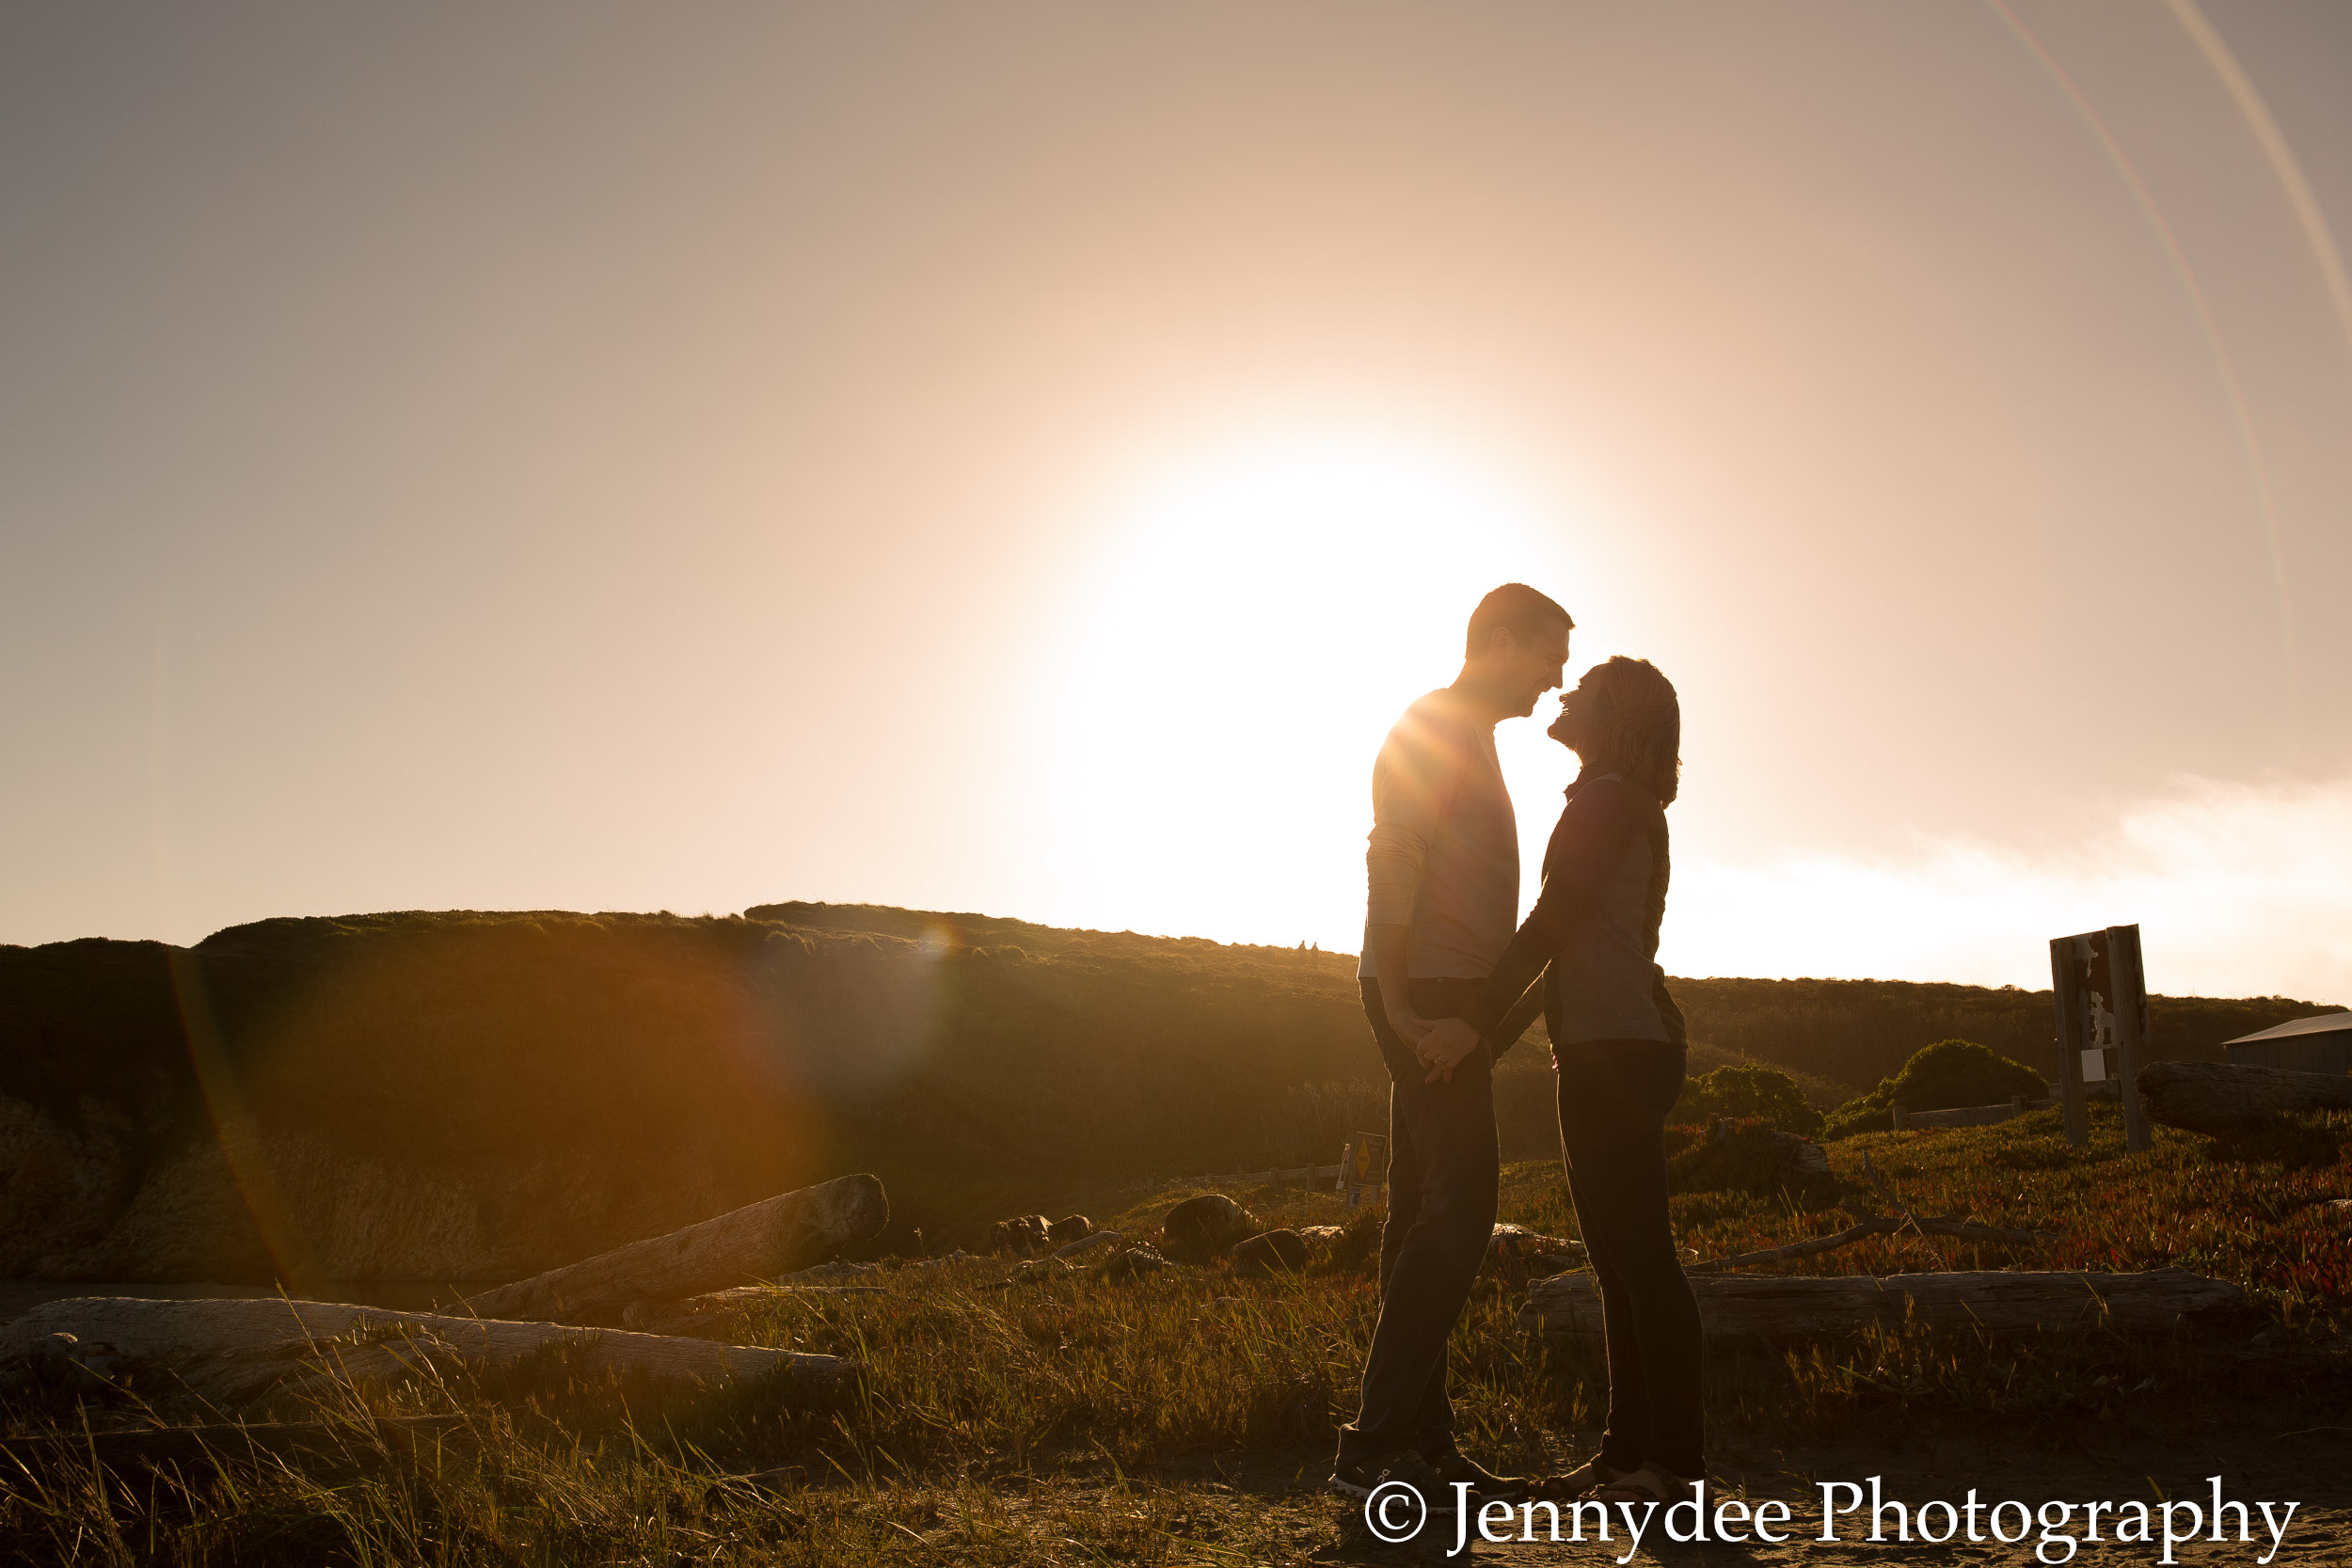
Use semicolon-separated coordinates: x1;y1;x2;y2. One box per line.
1342;1132;1389;1211
2048;924;2153;1151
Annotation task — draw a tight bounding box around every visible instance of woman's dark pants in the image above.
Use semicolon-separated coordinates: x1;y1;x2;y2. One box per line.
1334;976;1500;1468
1554;1038;1704;1479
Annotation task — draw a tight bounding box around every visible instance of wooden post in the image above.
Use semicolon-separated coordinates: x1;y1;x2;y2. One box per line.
2106;924;2153;1152
1343;1132;1388;1210
1891;1103;1909;1131
2051;935;2090;1147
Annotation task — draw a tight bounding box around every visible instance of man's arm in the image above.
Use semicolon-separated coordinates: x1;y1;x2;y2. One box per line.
1364;921;1430;1048
1363;707;1469;1051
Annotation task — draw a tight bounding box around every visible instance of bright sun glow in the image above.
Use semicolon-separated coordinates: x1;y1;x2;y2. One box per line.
1029;433;1590;951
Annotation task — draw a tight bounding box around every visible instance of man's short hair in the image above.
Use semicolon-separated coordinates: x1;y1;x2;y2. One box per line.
1465;583;1573;659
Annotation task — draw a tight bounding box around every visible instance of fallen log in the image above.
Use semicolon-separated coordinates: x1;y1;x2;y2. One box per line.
1689;1212;2054;1273
0;1297;849;1406
0;1415;465;1472
1690;1219;1899;1272
1521;1267;2246;1340
464;1173;888;1324
620;1284;882;1336
2137;1061;2352;1134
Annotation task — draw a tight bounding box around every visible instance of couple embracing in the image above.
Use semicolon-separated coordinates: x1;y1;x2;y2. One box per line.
1330;583;1703;1514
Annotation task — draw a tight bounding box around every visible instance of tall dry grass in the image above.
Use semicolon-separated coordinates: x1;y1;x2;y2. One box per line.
6;1106;2347;1564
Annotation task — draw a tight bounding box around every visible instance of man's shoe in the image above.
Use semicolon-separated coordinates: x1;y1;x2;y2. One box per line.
1327;1447;1456;1509
1422;1446;1533;1505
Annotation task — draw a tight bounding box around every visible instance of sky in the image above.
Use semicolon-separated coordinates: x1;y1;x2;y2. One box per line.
3;2;2347;1003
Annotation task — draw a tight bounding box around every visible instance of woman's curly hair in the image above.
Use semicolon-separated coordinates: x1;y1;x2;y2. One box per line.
1555;655;1681;805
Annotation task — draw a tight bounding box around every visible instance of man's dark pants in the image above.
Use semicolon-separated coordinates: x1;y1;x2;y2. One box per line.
1335;976;1501;1468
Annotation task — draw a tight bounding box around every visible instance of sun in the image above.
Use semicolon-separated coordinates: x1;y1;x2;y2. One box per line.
1030;431;1586;950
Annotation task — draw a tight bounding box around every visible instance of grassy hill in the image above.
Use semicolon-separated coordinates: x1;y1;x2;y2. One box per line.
1669;974;2329;1092
0;901;2336;1280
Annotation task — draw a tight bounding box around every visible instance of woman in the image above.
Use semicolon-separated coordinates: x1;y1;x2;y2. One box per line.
1428;655;1701;1506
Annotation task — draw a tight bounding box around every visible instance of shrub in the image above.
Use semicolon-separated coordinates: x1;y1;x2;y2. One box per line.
1673;1063;1823;1136
1820;1038;2048;1140
1664;1117;1844;1210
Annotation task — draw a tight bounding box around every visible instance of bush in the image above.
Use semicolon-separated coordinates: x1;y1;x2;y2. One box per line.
1673;1063;1823;1136
1820;1038;2048;1140
1661;1117;1844;1211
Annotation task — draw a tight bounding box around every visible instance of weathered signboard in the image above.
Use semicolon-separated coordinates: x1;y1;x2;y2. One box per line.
1342;1132;1390;1211
2048;925;2153;1150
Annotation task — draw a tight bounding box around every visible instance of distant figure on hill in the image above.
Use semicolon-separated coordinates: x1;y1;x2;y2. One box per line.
1425;655;1702;1510
1327;582;1571;1512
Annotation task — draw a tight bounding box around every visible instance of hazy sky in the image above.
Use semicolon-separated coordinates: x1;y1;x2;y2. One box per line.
4;2;2348;1002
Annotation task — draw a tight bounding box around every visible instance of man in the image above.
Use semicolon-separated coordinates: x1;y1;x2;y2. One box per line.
1329;582;1573;1510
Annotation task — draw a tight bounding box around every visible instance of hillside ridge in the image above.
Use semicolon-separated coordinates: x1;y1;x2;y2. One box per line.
0;901;2335;1283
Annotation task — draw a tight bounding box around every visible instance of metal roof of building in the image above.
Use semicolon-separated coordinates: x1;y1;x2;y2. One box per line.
2224;1011;2352;1046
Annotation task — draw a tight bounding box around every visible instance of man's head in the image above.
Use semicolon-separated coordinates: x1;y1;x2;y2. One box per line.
1457;583;1573;719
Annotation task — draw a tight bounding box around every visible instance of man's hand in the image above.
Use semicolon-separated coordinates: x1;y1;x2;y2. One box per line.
1418;1018;1484;1084
1384;995;1434;1047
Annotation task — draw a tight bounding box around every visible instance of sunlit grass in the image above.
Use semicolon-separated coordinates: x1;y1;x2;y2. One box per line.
4;1106;2345;1563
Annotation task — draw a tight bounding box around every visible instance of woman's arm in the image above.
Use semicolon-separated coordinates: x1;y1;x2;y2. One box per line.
1483;960;1552;1061
1413;778;1655;1083
1467;779;1654;1039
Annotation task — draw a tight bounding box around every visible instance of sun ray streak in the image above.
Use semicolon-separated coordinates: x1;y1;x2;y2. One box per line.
167;949;303;1285
1984;0;2302;757
2163;0;2352;374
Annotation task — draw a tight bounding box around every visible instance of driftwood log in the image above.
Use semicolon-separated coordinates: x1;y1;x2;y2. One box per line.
2137;1061;2352;1134
1690;1155;2058;1273
620;1284;882;1336
1521;1267;2246;1340
0;1415;466;1472
1689;1212;2052;1273
0;1296;849;1406
465;1173;888;1324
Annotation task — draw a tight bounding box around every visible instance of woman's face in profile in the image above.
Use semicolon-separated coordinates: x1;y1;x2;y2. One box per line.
1548;673;1599;752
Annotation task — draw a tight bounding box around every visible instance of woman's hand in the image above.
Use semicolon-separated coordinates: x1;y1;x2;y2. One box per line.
1418;1018;1485;1084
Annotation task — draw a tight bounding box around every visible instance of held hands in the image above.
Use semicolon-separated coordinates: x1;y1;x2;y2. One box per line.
1417;1018;1484;1084
1383;997;1435;1049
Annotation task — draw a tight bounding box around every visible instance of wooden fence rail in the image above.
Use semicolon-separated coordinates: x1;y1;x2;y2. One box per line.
1892;1082;2119;1132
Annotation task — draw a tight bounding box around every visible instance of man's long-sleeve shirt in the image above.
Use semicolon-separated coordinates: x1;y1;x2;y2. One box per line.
1356;689;1518;982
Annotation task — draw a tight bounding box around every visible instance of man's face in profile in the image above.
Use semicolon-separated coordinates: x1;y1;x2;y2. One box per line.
1497;624;1571;717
